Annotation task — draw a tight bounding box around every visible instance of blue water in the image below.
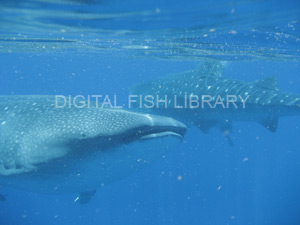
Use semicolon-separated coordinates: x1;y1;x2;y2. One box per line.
1;0;300;225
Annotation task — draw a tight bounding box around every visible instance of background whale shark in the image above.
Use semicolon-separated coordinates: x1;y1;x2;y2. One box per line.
0;95;186;203
130;60;300;143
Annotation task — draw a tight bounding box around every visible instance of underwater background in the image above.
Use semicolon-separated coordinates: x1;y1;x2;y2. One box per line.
0;0;300;224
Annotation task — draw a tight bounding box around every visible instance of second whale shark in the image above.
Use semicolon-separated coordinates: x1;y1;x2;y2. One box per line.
130;60;300;142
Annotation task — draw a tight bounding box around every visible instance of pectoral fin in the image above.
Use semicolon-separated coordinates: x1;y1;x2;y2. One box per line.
195;120;234;146
195;120;219;133
219;121;234;147
260;117;278;132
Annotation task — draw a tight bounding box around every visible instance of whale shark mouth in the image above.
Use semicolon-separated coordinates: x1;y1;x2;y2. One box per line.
121;125;186;143
140;131;183;140
67;125;186;156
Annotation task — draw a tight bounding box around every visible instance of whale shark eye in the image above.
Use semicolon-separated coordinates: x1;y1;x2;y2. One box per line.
81;134;86;137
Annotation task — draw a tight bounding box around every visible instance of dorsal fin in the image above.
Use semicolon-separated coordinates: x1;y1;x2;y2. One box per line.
193;59;226;77
255;76;279;91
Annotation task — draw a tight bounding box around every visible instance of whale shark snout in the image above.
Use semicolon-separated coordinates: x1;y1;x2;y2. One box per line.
117;114;186;143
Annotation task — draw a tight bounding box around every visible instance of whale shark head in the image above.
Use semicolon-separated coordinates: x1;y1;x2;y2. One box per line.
0;96;186;194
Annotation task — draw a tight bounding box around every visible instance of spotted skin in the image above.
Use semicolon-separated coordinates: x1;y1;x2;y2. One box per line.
0;95;186;196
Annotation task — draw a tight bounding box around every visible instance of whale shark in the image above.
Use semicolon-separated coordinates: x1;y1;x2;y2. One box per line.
0;95;186;203
130;60;300;143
